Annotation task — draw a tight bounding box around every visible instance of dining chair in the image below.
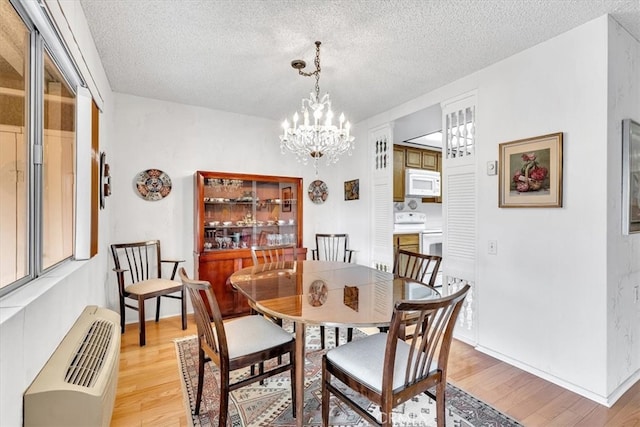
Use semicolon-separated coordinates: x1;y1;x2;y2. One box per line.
249;244;298;328
385;248;444;339
393;248;442;287
311;233;356;349
311;233;355;263
251;243;297;265
110;240;186;346
321;284;471;427
179;268;296;424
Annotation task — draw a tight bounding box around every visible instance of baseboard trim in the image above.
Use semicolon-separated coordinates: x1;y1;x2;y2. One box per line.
474;344;622;407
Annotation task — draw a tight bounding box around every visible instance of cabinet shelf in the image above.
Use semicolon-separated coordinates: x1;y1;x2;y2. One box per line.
203;224;296;229
203;199;298;206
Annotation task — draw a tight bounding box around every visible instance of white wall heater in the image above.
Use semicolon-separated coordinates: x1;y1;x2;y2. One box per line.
23;306;121;427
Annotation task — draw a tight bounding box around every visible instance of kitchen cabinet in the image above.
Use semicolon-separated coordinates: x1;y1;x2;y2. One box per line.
393;144;442;203
393;146;406;202
405;148;423;168
393;233;420;253
194;171;306;317
421;150;438;171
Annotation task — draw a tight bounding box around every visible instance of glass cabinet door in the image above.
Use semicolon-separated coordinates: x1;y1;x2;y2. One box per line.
196;172;301;252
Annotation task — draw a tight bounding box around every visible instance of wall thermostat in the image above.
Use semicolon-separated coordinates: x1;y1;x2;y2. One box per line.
487;160;498;176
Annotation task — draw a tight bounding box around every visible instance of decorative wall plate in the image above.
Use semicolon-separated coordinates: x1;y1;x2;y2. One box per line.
308;180;328;204
135;169;172;201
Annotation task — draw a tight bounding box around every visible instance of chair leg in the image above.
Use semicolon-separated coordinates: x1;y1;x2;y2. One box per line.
320;326;326;349
155;296;161;322
194;348;205;414
436;381;446;427
290;350;296;418
259;362;264;385
381;399;393;427
334;327;340;346
321;358;329;426
347;327;353;342
181;287;187;330
219;368;230;427
138;296;146;346
119;296;126;334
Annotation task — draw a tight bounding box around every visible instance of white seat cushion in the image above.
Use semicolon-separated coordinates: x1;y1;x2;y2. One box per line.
125;278;181;296
224;315;293;359
326;332;433;392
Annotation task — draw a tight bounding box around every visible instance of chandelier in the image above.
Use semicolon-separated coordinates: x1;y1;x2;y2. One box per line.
280;41;355;174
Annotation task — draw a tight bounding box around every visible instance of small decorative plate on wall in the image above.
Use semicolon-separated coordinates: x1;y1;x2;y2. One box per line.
308;180;328;204
135;169;172;201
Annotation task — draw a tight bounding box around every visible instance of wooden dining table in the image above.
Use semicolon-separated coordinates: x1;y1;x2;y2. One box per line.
229;259;441;426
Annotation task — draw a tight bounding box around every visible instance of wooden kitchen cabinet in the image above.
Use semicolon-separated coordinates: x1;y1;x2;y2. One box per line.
393;144;442;203
405;148;423;168
194;171;306;318
421;150;438;171
393;146;406;202
393;233;420;253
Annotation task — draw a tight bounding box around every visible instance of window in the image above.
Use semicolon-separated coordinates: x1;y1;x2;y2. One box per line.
42;52;76;269
0;0;80;295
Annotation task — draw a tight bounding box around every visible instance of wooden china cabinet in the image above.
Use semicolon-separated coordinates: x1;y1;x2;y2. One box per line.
193;171;305;318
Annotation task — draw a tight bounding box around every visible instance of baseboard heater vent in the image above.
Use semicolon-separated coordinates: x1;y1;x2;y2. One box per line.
24;306;121;427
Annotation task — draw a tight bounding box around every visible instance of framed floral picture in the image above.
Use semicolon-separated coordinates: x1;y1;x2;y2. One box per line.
622;119;640;234
498;132;563;208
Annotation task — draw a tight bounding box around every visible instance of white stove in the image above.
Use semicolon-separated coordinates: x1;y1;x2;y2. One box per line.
393;212;427;233
393;212;443;257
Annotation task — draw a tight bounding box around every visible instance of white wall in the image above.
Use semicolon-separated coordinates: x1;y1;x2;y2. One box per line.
358;15;639;405
109;93;372;322
606;17;640;400
475;15;612;402
0;1;115;426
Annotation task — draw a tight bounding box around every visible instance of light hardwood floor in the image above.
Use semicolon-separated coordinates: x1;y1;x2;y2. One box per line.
112;315;640;426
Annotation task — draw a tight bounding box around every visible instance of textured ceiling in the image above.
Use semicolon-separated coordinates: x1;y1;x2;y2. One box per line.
78;0;640;124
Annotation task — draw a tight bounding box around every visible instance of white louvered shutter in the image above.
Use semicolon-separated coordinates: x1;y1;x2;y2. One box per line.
441;92;478;345
370;125;394;271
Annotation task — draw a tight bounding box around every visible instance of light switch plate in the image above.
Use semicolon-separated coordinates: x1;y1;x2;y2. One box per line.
487;160;498;176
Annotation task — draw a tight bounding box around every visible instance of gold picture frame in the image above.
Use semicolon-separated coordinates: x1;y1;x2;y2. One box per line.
622;119;640;234
499;132;563;208
344;179;359;201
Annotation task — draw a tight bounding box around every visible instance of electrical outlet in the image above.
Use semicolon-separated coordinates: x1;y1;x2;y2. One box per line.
488;240;497;255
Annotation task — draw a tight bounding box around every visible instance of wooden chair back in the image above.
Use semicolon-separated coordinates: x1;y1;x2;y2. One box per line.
110;240;186;346
110;240;163;292
179;268;226;364
393;248;442;287
313;233;354;263
251;244;297;265
386;285;470;390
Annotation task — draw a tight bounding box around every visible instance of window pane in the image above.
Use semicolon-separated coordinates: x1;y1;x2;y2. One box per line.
42;52;75;269
0;0;29;288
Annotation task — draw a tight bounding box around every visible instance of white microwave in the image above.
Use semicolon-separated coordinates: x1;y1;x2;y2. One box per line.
405;168;441;197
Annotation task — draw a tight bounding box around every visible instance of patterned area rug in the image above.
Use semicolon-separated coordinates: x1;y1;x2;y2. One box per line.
175;326;522;427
